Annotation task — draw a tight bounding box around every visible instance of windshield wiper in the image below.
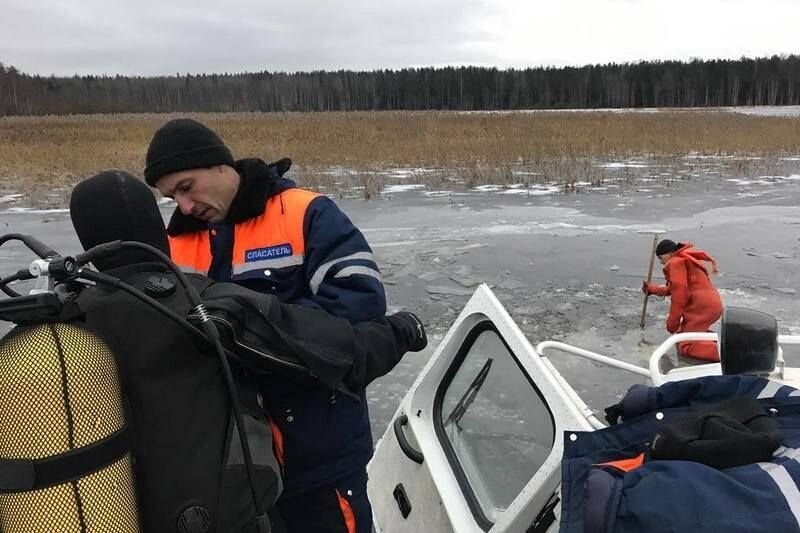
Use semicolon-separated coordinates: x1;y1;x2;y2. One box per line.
444;358;493;428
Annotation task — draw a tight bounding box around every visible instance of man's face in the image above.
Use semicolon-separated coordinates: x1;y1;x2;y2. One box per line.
155;166;239;223
658;253;672;266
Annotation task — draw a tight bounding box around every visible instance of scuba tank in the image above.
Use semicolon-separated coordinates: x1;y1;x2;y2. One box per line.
0;233;141;531
0;233;273;532
0;321;140;532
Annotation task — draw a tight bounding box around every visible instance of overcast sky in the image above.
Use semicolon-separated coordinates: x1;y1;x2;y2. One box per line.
3;0;799;76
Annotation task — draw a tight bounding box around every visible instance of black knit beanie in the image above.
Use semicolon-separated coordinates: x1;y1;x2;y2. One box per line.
656;239;681;256
144;118;234;186
70;170;170;270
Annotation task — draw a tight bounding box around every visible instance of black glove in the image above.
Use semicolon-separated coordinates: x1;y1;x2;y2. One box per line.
387;312;427;352
603;402;624;426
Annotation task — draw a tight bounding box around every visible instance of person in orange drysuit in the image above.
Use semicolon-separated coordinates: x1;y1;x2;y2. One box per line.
643;239;723;361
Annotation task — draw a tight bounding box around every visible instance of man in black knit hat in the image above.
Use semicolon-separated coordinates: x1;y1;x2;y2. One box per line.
70;170;425;532
145;119;391;532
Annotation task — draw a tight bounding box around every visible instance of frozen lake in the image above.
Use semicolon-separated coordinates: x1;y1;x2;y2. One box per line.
2;154;800;440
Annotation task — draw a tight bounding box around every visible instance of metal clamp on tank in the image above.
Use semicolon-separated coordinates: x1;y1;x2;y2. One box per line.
0;255;82;325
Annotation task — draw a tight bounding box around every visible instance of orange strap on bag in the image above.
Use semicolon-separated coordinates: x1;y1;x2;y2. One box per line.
268;417;285;468
336;489;356;533
595;453;645;473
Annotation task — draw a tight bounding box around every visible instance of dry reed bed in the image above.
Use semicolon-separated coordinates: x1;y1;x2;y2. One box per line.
1;110;799;203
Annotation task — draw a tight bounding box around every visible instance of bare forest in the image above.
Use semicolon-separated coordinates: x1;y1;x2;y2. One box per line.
2;55;800;116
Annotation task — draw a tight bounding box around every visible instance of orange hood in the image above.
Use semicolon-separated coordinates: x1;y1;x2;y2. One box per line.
672;242;719;275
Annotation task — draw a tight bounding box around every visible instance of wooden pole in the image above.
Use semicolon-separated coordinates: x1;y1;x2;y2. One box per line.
640;234;659;329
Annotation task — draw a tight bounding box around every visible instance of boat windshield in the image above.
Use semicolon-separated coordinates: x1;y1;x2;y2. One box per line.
438;326;555;524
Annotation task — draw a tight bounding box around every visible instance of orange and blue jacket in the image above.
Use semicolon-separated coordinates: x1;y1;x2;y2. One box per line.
563;376;800;533
167;158;386;495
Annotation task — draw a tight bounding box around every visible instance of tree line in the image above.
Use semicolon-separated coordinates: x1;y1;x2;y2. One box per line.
2;55;800;116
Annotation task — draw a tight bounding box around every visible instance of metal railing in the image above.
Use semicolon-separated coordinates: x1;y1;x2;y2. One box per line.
535;332;800;419
646;333;800;385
